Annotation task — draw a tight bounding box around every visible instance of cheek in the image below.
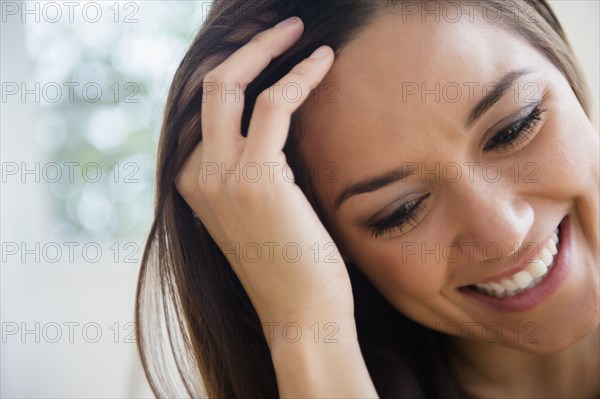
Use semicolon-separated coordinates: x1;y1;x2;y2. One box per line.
521;95;598;198
520;91;600;269
551;113;600;236
348;234;452;304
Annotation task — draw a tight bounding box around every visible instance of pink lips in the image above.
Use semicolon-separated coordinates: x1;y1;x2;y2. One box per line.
467;229;557;286
460;215;572;312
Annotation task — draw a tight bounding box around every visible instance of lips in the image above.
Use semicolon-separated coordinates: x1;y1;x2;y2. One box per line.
460;215;572;312
469;228;559;297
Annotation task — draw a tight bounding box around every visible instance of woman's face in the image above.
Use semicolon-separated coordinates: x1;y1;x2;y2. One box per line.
299;10;599;353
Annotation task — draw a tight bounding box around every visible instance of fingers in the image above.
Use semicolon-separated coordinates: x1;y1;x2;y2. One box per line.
201;17;305;161
176;16;333;240
243;45;334;161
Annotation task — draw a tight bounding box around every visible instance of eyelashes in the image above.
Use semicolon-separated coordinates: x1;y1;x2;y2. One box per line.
369;194;429;238
483;104;545;152
369;104;546;239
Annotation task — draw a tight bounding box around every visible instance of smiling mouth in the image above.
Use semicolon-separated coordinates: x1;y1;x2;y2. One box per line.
467;227;560;297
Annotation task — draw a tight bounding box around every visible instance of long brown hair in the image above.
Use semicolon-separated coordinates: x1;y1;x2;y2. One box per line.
135;1;592;397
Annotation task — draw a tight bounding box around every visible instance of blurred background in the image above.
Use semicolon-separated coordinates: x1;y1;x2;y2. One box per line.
0;1;598;397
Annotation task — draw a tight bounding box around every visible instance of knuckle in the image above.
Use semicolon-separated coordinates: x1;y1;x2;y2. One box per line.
287;64;310;82
254;88;296;112
254;89;279;108
176;168;224;202
248;30;270;48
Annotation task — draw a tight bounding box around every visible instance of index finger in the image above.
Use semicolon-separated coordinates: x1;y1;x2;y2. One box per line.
201;17;305;158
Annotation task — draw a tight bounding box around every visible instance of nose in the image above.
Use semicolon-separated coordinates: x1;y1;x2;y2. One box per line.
448;177;534;263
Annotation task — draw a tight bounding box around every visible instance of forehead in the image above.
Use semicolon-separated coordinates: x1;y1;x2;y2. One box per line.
299;11;548;208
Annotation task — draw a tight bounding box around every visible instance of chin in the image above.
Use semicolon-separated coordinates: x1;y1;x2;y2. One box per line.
507;315;599;356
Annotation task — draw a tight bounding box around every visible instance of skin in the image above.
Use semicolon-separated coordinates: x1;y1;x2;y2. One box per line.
299;10;600;399
176;17;377;398
176;8;599;399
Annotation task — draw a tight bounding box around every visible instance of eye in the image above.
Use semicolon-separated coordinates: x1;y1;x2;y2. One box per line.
369;193;430;239
483;104;546;152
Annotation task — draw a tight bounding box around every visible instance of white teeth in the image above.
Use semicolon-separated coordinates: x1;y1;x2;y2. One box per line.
482;283;494;293
546;239;558;256
489;282;506;295
501;278;519;292
471;227;560;298
526;259;548;279
540;248;554;267
513;271;534;289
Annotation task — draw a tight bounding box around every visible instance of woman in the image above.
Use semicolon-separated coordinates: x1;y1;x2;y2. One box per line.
135;1;600;397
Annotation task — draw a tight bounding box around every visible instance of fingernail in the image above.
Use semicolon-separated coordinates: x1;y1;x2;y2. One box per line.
310;46;330;59
274;16;300;28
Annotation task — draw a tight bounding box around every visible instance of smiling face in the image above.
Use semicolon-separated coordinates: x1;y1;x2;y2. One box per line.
298;10;599;353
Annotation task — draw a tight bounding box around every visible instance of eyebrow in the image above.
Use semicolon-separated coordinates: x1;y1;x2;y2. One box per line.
333;68;537;211
333;166;416;209
464;68;536;129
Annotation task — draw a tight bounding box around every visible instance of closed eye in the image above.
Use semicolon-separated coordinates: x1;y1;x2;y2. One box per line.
483;104;546;152
369;193;430;238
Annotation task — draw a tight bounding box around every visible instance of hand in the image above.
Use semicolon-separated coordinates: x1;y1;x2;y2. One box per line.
175;17;354;329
